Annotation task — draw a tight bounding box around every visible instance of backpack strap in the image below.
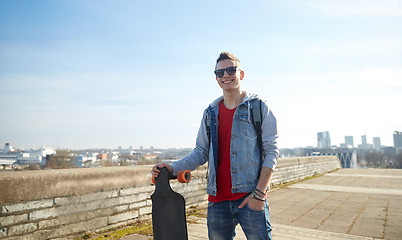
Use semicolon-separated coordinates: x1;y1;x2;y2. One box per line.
205;108;211;179
251;99;263;163
205;108;211;144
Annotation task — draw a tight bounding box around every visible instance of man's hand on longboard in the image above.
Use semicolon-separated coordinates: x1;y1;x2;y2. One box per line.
151;164;191;184
151;163;173;178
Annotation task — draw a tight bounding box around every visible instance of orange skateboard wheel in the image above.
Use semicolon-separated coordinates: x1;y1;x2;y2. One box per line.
152;176;156;185
177;170;191;183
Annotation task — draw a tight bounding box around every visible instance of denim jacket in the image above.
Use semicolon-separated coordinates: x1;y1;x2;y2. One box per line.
172;92;279;196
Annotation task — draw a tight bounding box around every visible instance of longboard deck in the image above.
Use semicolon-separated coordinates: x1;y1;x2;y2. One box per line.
151;167;188;240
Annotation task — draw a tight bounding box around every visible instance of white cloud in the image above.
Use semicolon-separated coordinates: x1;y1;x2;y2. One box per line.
251;66;402;91
353;67;402;86
307;0;402;17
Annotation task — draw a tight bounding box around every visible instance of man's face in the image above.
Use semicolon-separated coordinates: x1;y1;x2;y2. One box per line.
215;59;244;91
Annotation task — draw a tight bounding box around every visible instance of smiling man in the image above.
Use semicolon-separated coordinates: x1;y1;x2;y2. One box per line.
152;52;279;240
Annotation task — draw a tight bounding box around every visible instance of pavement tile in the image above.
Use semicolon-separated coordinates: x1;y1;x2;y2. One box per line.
384;226;402;240
384;232;402;240
271;216;295;225
317;223;351;234
355;219;385;230
303;208;333;220
386;219;402;227
272;224;376;240
291;216;322;229
359;211;387;220
330;210;359;219
349;222;384;238
340;204;365;211
348;195;370;202
321;217;353;228
324;192;351;201
188;223;209;239
277;208;309;218
366;197;390;206
271;213;299;224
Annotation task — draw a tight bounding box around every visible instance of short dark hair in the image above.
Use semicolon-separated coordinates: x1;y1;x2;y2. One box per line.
216;52;241;69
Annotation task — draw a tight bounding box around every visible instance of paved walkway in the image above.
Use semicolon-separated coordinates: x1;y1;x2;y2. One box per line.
122;168;402;240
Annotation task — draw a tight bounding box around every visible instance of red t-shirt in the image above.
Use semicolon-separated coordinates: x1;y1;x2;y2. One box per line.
208;101;247;202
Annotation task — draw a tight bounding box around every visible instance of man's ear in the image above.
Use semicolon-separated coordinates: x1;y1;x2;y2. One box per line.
240;70;245;80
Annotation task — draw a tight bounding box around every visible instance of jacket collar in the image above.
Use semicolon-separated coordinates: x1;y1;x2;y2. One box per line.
209;91;259;108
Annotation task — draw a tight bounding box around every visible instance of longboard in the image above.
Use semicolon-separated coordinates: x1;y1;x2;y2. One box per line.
151;167;191;240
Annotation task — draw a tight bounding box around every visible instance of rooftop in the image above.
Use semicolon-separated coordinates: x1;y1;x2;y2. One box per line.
117;168;402;240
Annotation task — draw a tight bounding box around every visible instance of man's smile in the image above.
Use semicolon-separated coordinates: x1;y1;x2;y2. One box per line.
222;79;234;84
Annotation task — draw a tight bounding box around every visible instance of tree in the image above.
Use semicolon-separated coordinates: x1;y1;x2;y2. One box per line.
46;149;75;169
364;150;385;168
394;152;402;169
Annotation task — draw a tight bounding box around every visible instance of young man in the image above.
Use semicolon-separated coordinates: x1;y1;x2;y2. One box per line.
151;52;279;240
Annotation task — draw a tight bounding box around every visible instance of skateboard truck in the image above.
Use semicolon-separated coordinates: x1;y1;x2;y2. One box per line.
151;167;191;240
152;167;191;185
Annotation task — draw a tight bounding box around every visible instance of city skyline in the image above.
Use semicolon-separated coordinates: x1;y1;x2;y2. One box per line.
1;130;399;151
1;0;401;150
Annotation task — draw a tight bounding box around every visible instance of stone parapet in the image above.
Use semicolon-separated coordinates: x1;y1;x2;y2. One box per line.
0;156;340;239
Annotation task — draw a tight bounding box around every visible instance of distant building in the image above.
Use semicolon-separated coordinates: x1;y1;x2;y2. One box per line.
0;142;55;167
317;131;331;149
358;135;372;149
3;142;15;152
361;135;367;146
0;143;19;166
74;153;97;167
394;131;402;149
373;137;381;150
383;147;396;158
345;136;354;148
97;153;108;160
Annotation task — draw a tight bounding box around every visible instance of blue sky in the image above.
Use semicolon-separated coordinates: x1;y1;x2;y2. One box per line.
1;0;401;150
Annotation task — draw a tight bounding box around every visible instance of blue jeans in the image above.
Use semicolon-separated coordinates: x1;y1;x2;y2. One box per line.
207;196;272;240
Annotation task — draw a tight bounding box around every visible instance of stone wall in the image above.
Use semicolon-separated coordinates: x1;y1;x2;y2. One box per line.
271;156;342;186
0;156;340;239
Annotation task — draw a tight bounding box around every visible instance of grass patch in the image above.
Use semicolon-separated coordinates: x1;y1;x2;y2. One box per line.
187;206;207;218
271;168;340;190
76;220;153;240
77;206;208;239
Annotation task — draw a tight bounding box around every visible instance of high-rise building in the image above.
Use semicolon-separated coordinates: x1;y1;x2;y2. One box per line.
345;136;354;148
394;131;402;149
361;135;367;146
373;137;381;149
317;131;331;149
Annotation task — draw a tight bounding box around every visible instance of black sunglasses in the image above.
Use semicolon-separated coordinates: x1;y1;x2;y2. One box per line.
214;66;239;78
